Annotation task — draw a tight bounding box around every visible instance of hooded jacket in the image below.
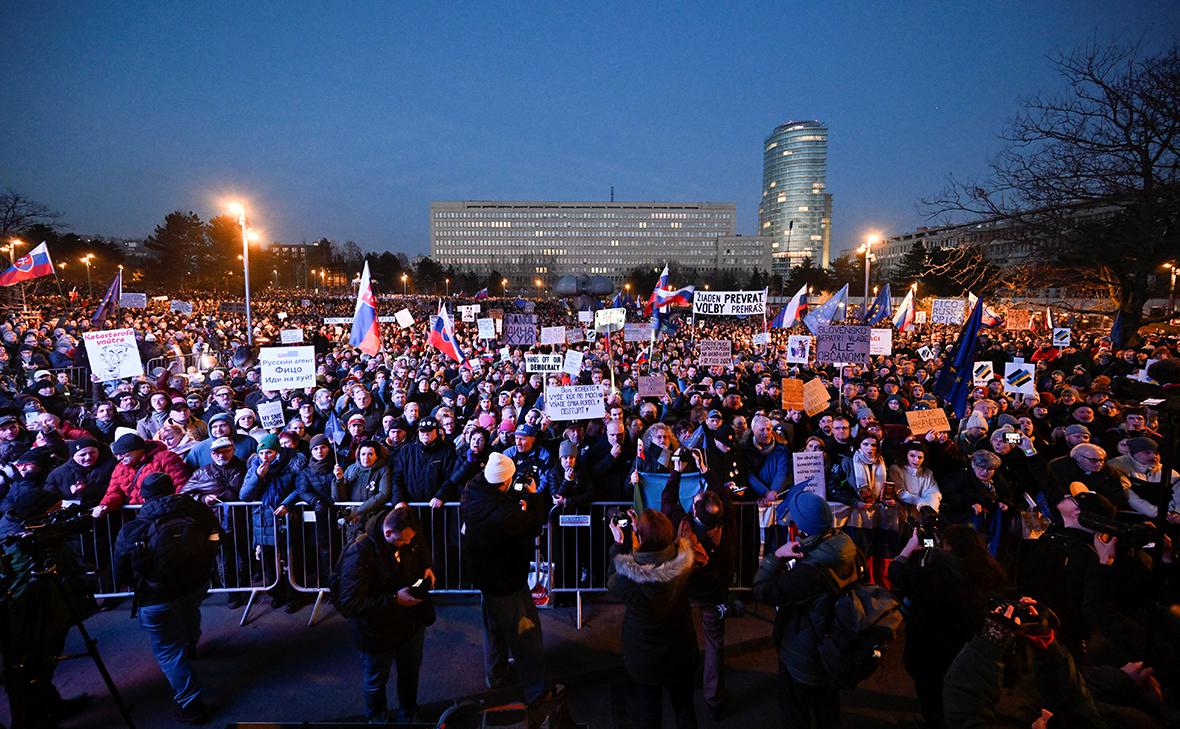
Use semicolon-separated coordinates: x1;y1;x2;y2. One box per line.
99;441;191;510
460;476;548;595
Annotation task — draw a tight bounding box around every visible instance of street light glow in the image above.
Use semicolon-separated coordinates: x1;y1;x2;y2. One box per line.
227;201;244;217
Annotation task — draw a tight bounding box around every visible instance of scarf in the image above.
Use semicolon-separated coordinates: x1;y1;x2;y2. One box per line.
852;450;887;499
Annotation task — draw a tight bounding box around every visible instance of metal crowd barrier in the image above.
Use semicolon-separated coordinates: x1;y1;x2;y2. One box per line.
46;365;94;403
145;350;223;377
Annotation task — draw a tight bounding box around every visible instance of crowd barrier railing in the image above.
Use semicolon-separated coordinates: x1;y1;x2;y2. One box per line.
45;365;95;403
145;350;222;377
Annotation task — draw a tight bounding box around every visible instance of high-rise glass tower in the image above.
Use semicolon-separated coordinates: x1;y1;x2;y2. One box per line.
758;120;832;274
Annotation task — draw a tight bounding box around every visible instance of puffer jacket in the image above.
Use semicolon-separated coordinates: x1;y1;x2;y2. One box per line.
607;538;698;684
334;460;392;522
239;450;304;546
392;439;459;503
98;441;191;509
43;455;117;508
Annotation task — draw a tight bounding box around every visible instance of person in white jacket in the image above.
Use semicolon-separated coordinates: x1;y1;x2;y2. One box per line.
1108;436;1180;524
888;441;942;516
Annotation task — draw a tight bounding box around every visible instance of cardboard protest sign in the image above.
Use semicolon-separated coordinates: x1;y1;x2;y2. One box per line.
562;349;584;377
257;400;286;430
577;310;594;324
816;325;871;365
170;300;193;314
83;328;144;380
931;299;964;325
279;328;304;344
781;378;805;410
623;323;653;342
698;340;732;367
524;354;563;373
638;375;666;398
503;314;537;346
802;378;830;416
259;345;316;390
477;318;496;339
973;361;994;386
692;289;767;316
905;408;951;435
869;328;892;356
752;331;771;346
540;326;566;345
394;309;415;329
594;308;626;333
1052;328;1071;347
119;292;148;308
1004;362;1037;395
544;384;606;421
792;451;827;499
786;335;812;364
1005;309;1032;331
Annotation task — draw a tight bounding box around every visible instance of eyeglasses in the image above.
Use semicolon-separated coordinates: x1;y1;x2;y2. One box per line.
1079;455;1105;463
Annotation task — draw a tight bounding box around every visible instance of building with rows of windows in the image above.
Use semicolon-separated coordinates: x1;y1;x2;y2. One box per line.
758;120;832;274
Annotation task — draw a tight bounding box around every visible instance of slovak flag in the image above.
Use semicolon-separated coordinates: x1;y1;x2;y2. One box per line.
475;288;489;300
427;300;466;363
967;291;1003;328
772;284;809;329
0;242;55;286
651;285;694;309
892;288;916;332
349;261;382;355
643;264;672;316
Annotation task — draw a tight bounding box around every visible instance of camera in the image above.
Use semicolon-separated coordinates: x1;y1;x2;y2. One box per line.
407;576;431;600
3;505;94;552
906;506;942;550
608;509;631;530
1078;510;1155;548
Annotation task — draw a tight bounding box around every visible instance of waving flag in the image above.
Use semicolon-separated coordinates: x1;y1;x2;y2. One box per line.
932;296;985;417
863;283;892;325
0;242;54;286
427;300;467;363
651;285;694;309
475;287;489;300
324;411;345;446
643;265;671;316
349;261;381;355
91;269;123;326
967;292;1003;328
772;284;809;329
803;284;848;335
892;287;916;332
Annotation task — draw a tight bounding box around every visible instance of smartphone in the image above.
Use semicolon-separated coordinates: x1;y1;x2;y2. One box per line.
616;517;630;529
1004;432;1021;445
922;538;935;549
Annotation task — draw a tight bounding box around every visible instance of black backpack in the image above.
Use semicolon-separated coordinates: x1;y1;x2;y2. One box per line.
808;555;903;688
329;531;370;618
131;510;218;597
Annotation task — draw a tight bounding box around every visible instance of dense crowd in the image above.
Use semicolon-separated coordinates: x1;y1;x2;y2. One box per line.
1;288;1178;728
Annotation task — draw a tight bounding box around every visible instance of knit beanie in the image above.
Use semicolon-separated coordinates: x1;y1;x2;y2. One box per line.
784;487;833;537
483;452;516;485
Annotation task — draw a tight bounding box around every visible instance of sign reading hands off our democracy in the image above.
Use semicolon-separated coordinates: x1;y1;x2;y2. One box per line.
544;385;606;420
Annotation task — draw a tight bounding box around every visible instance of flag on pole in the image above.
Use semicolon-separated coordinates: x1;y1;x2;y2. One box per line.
644;265;671;316
772;284;809;329
427;300;466;363
1045;306;1054;331
324;411;346;445
475;287;489;300
349;261;381;355
892;288;916;332
0;242;54;286
803;284;848;335
864;283;892;325
931;296;985;418
91;269;123;326
967;291;1003;328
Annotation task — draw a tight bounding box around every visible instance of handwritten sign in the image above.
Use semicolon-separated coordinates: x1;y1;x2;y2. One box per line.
594;308;626;333
119;292;148;308
698;339;732;368
394;309;415;329
816;325;871;365
540;326;566;345
781;378;805;410
257;400;286;430
931;299;964;325
544;385;606;421
692;289;766;316
623;323;653;342
792;451;827;499
638;375;666;398
279;328;304;344
562;349;584;377
869;328;892;356
259;345;316;390
802;378;830;416
525;354;563;373
83;328;144;380
476;318;497;339
577;310;594;324
905;408;951;435
786;335;812;364
752;331;771;346
170;300;193;314
503;314;537;346
1005;309;1032;331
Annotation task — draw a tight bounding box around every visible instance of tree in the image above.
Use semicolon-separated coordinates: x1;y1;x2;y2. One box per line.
830;253;866;295
145;211;208;287
783;257;836;294
890;242;928;288
414;256;446;293
922;42;1180;345
337;241;365;268
0;189;61;239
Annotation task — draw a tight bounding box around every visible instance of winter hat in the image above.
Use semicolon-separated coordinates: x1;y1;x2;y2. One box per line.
140;472;175;500
964;413;989;431
308;434;329;449
478;413;497;430
558;440;577;458
784;487;833;537
210;436;235;451
111;433;147;455
1126;437;1159;455
997;414;1019;430
70;437;100;455
483;452;516;485
208;413;233;427
235;408;255;422
1064;424;1090;437
257;434;281;452
15;447;50;467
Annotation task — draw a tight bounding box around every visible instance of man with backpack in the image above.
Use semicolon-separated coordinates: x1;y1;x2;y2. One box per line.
114;472;221;724
753;487;901;728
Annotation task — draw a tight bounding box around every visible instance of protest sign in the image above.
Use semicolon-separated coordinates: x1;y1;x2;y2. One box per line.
119;292;148;308
1004;362;1037;395
489;308;504;320
565;328;585;344
698;339;732;368
781;378;804;410
219;302;247;315
786;335;812;364
499;346;511;361
816;325;871;365
257;400;286;430
792;451;827;499
594;308;626;333
503;314;537;346
1005;309;1032;331
170;300;193;314
279;328;304;344
259;345;316;390
477;318;496;339
276;312;288;321
802;378;830;416
916;345;935;361
623;323;653;342
931;299;964;325
914;311;928;324
524;354;563;373
692;289;766;316
323;317;352;325
83;328;144;380
460;307;477;323
544;385;606;421
869;328;893;356
458;303;480;317
300;299;311;307
562;348;584;376
905;408;951;435
376;316;398;323
577;310;594;324
638;375;666;398
151;295;168;302
394;309;415;329
1052;328;1071;347
540;326;566;345
973;361;994;386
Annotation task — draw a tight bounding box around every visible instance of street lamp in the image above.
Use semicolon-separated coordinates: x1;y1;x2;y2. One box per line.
1164;262;1178;315
80;254;94;298
401;273;408;295
445;277;450;296
228;201;257;345
534;278;543;296
860;233;880;316
501;277;508;294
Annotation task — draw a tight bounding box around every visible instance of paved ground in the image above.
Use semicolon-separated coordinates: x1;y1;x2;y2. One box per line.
7;593;923;728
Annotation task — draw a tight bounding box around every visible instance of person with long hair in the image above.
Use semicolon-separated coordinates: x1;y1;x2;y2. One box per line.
830;434;898;585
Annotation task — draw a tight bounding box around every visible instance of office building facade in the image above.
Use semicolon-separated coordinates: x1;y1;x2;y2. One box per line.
758;120;832;274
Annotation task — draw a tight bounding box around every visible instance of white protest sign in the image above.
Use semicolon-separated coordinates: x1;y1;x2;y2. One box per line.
540;326;566;345
394;309;415;329
973;361;995;386
257;400;286;430
1004;361;1037;395
300;299;311;307
931;299;964;325
562;348;584;376
525;354;563;373
118;292;147;308
869;328;893;356
786;335;812;364
914;311;928;324
323;317;352;325
460;308;476;323
259;345;316;390
83;328;144;380
792;451;826;499
752;331;771;346
916;345;935;361
698;339;733;368
544;384;606;421
594;308;626;333
816;325;871;365
170;300;193;314
692;289;766;316
477;318;497;339
1052;328;1071;347
577;310;594;324
280;328;304;344
623;323;653;342
503;314;537;346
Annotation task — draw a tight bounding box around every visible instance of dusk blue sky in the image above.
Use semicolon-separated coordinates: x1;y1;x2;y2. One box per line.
3;3;1175;258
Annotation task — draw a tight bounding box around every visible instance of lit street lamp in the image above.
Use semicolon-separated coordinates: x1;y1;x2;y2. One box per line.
401;273;408;296
80;254;94;298
445;277;450;296
534;278;543;296
1165;262;1178;316
501;277;508;294
228;201;259;345
860;233;880;316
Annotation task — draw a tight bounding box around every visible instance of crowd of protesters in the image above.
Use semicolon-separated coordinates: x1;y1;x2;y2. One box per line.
0;286;1178;728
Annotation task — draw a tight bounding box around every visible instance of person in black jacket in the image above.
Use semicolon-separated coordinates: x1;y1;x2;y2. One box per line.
43;437;116;508
113;473;220;724
460;451;562;711
391;416;459;506
335;507;436;723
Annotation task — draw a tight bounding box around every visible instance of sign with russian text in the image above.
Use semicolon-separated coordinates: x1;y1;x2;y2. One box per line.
544;384;606;421
698;339;732;368
623;323;653;342
786;335;812;364
792;451;827;499
525;354;563;373
259;345;316;390
905;408;951;435
477;318;496;339
869;328;892;356
692;289;767;316
83;328;144;380
638;375;666;398
816;325;871;366
503;313;537;346
931;299;964;325
594;308;626;333
279;328;304;344
257;400;286;430
540;326;566;345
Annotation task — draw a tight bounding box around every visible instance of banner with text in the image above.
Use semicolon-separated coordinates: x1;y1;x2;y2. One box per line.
816;325;871;365
259;345;316;390
692;289;767;316
83;328;144;380
698;339;733;367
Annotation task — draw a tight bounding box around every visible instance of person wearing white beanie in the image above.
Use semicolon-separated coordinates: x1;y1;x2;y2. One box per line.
483;451;516;486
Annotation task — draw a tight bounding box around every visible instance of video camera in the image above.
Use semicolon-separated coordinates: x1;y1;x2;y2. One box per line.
0;505;93;554
1078;510;1156;548
510;472;536;494
905;506;942;551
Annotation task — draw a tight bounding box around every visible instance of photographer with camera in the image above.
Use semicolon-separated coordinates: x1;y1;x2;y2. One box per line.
334;506;436;723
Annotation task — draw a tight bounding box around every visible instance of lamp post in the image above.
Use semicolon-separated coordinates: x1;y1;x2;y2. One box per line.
534;278;543;297
1165;262;1178;316
445;277;450;296
501;278;508;295
401;273;408;296
861;234;880;316
80;254;94;298
229;202;256;345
